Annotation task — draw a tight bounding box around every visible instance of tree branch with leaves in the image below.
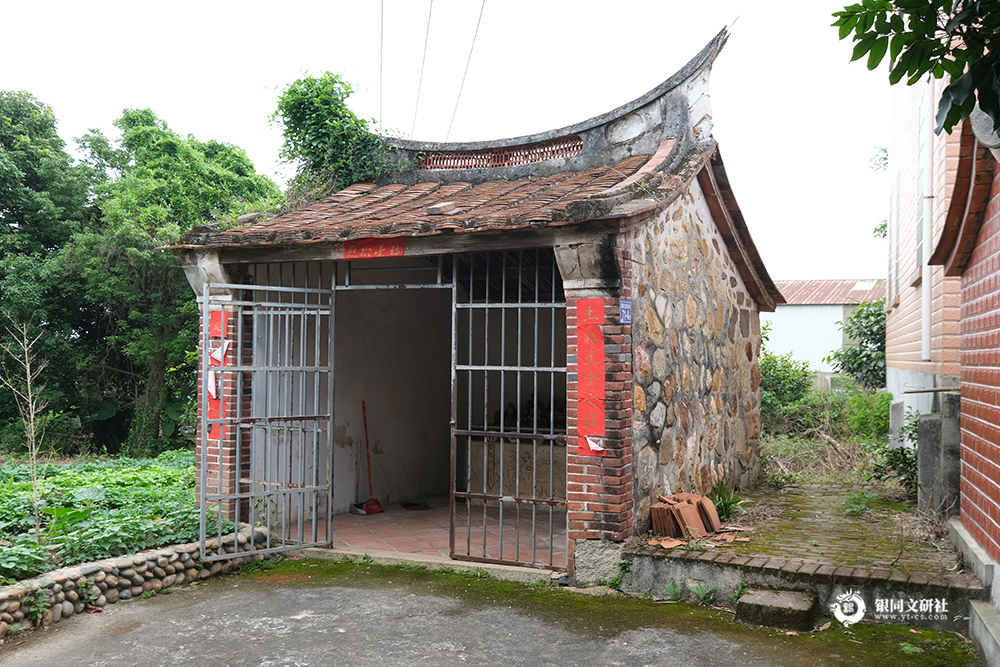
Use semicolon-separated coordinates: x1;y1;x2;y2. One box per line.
834;0;1000;134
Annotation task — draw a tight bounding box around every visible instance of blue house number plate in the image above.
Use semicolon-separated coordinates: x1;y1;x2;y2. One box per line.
619;299;632;325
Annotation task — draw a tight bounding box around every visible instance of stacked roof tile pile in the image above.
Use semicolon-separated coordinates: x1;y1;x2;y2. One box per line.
648;492;753;549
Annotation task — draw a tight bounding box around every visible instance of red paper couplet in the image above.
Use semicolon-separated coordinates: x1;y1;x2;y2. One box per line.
577;298;605;456
209;311;228;338
344;237;405;259
206;312;228;440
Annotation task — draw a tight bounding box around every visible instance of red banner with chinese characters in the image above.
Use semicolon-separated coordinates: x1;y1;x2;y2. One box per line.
206;311;228;440
344;237;405;259
577;298;605;456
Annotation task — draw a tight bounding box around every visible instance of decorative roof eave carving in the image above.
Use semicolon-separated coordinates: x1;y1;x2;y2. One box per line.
383;29;728;187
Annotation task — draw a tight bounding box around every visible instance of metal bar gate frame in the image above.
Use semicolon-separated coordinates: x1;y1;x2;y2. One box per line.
450;250;569;570
199;278;335;561
196;251;567;569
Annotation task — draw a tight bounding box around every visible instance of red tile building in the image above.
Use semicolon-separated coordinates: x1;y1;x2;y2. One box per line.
930;114;1000;563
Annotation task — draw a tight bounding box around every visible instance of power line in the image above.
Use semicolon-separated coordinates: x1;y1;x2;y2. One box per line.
446;0;486;142
379;0;384;125
411;0;434;138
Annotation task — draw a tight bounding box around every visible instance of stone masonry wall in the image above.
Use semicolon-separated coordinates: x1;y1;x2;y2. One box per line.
629;178;762;535
0;528;270;640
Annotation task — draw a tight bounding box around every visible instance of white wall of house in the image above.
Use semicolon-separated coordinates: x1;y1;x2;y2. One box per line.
760;304;846;373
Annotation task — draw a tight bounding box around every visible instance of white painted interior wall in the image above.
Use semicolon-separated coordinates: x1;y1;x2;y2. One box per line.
332;283;452;513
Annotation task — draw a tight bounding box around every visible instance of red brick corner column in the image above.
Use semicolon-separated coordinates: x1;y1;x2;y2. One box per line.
565;292;634;543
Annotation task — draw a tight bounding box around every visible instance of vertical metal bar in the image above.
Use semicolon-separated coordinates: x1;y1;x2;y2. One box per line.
515;251;523;560
284;291;293;547
247;278;261;550
327;262;337;547
482;254;489;557
532;249;540;563
265;273;276;551
498;252;506;560
298;282;307;544
199;283;210;560
550;254;557;565
312;265;321;544
235;297;244;536
449;256;458;559
466;257;473;556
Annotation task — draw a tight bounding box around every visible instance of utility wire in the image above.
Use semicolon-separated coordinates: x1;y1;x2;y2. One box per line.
411;0;434;138
446;0;486;142
379;0;384;125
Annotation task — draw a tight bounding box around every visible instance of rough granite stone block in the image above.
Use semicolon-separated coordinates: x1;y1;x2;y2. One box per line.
735;589;819;631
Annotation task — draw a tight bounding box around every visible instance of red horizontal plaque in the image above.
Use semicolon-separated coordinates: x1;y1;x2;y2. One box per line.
344;237;405;259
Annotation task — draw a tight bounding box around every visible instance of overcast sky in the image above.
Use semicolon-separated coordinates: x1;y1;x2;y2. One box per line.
3;1;889;281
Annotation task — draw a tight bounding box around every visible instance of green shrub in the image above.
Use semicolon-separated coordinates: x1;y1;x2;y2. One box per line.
844;490;878;516
0;537;53;580
760;350;815;419
825;300;886;390
847;391;892;439
869;440;918;495
709;480;746;522
764;389;849;437
273;72;388;197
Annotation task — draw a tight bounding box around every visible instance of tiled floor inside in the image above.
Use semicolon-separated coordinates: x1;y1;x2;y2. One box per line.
328;496;568;568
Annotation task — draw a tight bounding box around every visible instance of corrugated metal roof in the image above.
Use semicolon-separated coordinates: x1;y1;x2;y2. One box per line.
775;279;886;305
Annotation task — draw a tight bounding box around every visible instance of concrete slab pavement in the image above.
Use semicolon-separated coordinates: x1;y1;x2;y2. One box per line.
0;558;984;667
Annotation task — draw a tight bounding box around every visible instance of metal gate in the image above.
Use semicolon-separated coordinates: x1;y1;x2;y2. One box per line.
199;276;334;561
451;250;568;570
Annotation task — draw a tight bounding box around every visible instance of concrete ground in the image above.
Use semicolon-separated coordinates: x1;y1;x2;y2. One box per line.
0;557;983;667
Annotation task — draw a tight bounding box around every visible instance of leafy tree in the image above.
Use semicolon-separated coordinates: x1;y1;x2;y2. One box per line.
825;299;887;391
870;145;889;173
834;1;1000;134
65;109;280;455
0;92;98;451
273;73;388;197
0;91;92;255
0;95;280;457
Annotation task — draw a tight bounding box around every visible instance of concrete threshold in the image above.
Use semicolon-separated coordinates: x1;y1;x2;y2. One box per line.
292;547;556;586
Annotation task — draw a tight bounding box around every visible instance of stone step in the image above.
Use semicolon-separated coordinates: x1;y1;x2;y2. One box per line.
735;589;818;631
623;541;986;631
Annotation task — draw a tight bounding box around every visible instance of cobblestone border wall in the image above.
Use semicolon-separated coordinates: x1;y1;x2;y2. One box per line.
0;528;270;639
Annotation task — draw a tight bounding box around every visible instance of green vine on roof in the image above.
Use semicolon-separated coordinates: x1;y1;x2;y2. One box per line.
273;72;389;198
